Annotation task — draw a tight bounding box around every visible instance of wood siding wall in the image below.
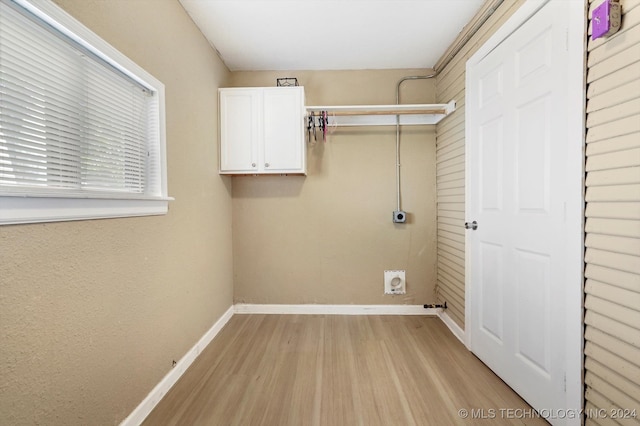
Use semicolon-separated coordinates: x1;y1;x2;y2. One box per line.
434;1;525;329
584;0;640;421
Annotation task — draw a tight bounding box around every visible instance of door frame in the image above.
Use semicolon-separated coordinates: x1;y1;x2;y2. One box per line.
464;0;585;421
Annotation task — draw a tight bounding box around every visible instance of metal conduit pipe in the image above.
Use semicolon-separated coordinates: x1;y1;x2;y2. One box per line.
391;1;503;218
395;74;436;213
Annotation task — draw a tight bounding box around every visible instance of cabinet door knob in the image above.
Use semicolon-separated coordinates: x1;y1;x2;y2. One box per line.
265;163;270;168
251;163;256;167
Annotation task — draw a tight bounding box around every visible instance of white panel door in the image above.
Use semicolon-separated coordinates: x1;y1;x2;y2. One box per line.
467;1;570;422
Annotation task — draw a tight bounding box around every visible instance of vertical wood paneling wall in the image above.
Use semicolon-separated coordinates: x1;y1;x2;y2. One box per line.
584;0;640;421
434;1;525;329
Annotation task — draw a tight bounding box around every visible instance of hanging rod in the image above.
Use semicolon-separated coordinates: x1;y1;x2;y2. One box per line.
306;101;456;127
320;108;447;116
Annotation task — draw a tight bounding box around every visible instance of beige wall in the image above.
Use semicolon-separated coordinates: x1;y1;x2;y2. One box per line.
230;70;438;305
0;1;233;424
434;1;525;328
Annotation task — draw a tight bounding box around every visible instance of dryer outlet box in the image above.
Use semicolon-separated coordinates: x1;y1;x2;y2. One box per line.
384;270;406;294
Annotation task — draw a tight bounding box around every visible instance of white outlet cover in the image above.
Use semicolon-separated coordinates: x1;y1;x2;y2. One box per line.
384;270;406;294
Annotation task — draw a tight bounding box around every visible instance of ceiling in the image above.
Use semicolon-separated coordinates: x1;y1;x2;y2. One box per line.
178;0;485;71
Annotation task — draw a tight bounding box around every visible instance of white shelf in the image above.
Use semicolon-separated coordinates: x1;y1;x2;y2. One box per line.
306;100;456;127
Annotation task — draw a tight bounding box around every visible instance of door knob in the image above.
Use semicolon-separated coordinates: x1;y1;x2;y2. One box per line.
465;221;478;230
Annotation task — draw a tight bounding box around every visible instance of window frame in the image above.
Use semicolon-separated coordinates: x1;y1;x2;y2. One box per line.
0;0;171;225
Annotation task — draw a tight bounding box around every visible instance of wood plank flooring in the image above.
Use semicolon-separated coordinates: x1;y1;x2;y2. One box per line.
143;315;548;425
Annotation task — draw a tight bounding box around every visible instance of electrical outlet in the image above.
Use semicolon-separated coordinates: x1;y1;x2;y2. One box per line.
393;210;406;223
592;0;621;40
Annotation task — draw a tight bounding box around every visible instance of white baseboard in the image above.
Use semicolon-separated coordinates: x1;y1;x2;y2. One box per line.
119;305;234;426
234;303;440;315
438;310;466;347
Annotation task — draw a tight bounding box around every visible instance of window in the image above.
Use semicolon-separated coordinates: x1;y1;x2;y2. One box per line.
0;0;170;225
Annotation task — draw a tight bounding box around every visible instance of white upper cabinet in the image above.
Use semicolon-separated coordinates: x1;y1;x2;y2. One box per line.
219;87;306;175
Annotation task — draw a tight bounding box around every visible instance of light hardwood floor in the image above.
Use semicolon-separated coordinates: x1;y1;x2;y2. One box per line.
143;315;548;425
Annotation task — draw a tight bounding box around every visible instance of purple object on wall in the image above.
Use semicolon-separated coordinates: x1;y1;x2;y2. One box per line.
592;0;611;40
592;0;622;41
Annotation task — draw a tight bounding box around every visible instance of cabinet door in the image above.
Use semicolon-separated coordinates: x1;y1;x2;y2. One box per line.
263;87;305;174
219;89;260;173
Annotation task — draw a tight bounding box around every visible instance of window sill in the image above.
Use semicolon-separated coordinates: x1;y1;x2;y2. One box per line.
0;195;173;225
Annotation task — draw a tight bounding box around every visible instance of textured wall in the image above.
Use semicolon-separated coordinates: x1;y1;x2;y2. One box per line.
230;69;438;305
0;0;233;424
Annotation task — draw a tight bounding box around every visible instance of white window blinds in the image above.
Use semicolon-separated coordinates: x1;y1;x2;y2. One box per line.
0;0;162;199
